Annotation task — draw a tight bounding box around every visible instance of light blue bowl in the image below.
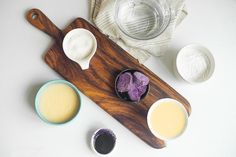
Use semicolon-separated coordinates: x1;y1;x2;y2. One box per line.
35;79;82;125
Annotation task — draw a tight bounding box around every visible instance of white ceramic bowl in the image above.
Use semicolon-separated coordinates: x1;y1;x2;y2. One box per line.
62;28;97;70
90;128;116;156
175;44;215;84
147;98;188;141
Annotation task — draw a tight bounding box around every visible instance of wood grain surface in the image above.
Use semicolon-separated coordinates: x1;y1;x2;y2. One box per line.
27;9;191;149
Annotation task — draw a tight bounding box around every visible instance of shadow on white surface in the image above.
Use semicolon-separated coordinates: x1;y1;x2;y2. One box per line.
86;127;98;150
25;81;45;111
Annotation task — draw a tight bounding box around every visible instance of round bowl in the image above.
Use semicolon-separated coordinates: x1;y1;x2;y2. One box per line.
62;28;97;70
114;0;171;40
175;44;215;84
91;128;116;156
35;79;81;125
147;98;188;141
115;69;150;103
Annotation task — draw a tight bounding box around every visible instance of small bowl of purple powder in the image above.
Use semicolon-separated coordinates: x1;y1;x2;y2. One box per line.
115;69;150;102
91;128;116;155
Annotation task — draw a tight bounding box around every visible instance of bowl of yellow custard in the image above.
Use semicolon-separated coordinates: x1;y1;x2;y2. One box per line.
147;98;188;141
35;79;81;125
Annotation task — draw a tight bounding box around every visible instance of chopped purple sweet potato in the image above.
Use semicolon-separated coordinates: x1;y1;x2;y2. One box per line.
117;72;133;92
128;84;140;101
116;71;149;102
137;85;147;97
133;72;149;87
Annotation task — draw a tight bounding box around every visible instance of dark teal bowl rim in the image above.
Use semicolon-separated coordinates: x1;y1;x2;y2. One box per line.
34;79;82;125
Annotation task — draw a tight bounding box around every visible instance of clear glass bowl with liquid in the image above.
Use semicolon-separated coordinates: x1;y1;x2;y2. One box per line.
114;0;171;40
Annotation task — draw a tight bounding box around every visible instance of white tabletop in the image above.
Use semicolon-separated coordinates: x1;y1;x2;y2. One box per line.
1;0;236;156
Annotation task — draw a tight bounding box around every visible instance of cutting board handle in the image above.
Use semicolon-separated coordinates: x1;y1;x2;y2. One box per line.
26;8;63;44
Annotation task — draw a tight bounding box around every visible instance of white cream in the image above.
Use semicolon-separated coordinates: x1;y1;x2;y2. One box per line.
67;32;94;60
63;28;97;70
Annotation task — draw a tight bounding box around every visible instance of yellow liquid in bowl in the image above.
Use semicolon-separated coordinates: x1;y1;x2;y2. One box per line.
39;83;80;123
149;100;187;139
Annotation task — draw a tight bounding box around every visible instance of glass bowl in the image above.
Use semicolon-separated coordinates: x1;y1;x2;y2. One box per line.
114;0;171;40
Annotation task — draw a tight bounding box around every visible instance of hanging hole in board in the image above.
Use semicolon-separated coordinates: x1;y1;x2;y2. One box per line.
31;13;38;20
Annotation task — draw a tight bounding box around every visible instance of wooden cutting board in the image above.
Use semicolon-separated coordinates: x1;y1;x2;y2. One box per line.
27;9;191;149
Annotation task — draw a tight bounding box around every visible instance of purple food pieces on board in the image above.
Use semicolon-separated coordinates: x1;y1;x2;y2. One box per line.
137;85;147;97
133;72;149;87
128;84;140;101
117;72;133;92
117;71;149;101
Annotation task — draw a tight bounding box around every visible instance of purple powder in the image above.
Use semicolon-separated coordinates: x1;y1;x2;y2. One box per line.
94;129;116;154
117;72;133;92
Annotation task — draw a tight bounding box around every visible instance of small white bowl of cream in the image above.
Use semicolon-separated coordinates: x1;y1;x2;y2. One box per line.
63;28;97;70
175;44;215;84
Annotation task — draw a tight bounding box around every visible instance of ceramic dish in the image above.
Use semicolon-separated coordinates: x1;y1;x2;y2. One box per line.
115;69;150;103
147;98;188;141
63;28;97;70
175;44;215;84
91;128;116;155
35;79;81;125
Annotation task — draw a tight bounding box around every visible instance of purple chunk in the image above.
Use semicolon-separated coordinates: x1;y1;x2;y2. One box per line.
133;72;149;87
128;85;148;101
117;71;149;101
137;85;147;97
128;84;140;101
117;72;133;92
